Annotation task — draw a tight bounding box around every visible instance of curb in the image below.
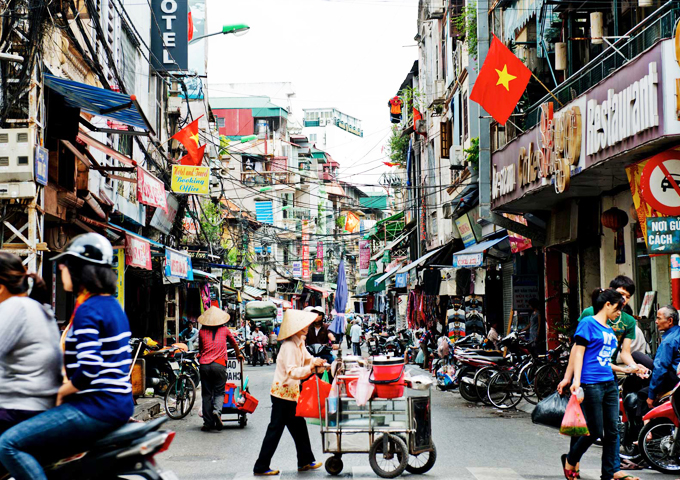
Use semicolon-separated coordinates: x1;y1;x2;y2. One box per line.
133;398;162;421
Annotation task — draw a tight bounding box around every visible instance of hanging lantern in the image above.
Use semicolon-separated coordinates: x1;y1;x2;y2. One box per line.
601;207;629;232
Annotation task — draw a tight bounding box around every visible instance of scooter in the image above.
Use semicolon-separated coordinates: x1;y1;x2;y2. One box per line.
0;417;176;480
250;338;267;367
637;386;679;474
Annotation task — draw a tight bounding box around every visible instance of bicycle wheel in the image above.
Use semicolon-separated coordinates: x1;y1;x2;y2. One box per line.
458;366;479;402
518;362;538;405
473;366;498;405
488;371;522;409
534;364;561;401
165;375;196;420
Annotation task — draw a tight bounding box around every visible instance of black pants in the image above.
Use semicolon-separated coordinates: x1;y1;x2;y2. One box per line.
199;362;227;428
254;396;315;473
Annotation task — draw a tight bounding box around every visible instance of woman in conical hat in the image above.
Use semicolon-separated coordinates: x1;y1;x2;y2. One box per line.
253;309;326;476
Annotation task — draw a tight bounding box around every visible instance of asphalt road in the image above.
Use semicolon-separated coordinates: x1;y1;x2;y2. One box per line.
157;359;675;480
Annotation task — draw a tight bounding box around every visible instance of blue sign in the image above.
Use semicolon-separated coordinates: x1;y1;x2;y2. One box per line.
646;217;680;254
395;273;408;288
165;248;194;280
35;146;48;186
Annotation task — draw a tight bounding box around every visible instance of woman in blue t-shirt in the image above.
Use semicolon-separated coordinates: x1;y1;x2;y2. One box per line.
557;289;637;480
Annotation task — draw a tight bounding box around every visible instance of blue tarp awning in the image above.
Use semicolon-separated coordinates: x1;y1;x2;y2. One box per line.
108;223;164;248
44;74;148;130
451;236;509;268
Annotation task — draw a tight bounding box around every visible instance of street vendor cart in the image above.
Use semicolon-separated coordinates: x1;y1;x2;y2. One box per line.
221;358;258;428
318;361;436;478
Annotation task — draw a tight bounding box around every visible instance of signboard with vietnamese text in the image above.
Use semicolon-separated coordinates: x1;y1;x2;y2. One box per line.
35;146;48;186
645;216;680;253
150;193;178;235
454;214;476;247
171;165;210;195
125;234;152;270
395;273;408;288
165;248;194;280
302;233;310;279
137;167;167;212
225;359;241;382
513;275;539;311
114;248;125;308
316;241;324;272
359;240;370;276
293;261;302;278
452;253;484;268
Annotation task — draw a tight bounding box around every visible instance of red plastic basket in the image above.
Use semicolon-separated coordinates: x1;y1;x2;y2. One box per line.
239;392;259;414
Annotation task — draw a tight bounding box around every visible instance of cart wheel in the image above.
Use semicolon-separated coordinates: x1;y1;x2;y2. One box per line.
369;434;408;479
405;443;437;474
238;415;247;428
325;456;343;476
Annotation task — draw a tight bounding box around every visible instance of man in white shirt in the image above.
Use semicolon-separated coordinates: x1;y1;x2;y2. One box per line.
350;320;362;356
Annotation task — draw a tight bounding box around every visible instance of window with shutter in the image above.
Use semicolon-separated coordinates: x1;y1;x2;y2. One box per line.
440;120;450;158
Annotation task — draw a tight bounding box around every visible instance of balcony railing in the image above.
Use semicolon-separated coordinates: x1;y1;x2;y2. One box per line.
516;5;680;140
241;171;290;187
304;120;320;127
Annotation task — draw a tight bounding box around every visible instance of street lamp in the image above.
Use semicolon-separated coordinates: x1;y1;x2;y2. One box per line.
189;24;250;45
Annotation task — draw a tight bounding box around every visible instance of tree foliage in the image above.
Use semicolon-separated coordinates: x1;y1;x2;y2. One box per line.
453;2;478;60
386;125;409;167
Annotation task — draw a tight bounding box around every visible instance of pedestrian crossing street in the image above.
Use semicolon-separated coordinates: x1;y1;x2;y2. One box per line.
228;466;670;479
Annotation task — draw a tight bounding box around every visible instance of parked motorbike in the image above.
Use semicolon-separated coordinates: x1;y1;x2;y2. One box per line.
0;417;177;480
637;386;679;473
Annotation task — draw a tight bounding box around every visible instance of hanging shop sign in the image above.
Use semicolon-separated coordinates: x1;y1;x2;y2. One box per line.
454;214;476;247
626;157;663;244
150;0;189;71
137;167;167;212
586;63;659;157
316;241;324;272
505;214;533;254
640;149;680;217
452;253;484;268
150;192;179;235
293;261;302;278
513;275;539;311
645;217;680;253
359;240;370;277
395;273;408;288
302;233;310;279
114;249;125;308
165;248;194;280
35;146;48;186
171;165;210;194
125;234;152;270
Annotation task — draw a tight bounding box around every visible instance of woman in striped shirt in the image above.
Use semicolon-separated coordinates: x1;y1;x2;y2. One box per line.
0;233;134;480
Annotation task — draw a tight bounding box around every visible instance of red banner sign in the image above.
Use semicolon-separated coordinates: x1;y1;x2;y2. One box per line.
125;234;152;270
302;233;310;279
137;167;167;212
316;241;324;272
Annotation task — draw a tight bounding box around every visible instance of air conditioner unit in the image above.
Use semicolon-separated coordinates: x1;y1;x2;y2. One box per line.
428;0;445;19
450;145;466;169
415;119;427;134
0;127;38;199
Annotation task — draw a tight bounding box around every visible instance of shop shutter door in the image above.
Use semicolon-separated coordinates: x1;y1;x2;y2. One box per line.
502;260;514;332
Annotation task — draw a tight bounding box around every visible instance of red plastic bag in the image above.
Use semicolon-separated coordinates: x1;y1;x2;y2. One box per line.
559;394;590;437
296;376;332;419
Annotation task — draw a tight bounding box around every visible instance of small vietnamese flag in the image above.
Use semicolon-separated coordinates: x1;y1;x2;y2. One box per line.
172;115;204;165
179;144;206;166
470;34;531;125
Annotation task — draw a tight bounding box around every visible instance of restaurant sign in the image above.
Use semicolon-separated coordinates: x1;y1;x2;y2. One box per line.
137;166;167;212
645;216;680;254
165;248;194;280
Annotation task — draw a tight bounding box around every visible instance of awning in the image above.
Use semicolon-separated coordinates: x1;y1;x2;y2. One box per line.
44;74;149;131
243;285;265;299
108;222;164;248
364;211;405;241
370;228;413;261
397;246;445;274
452;236;509;268
305;284;329;298
326;183;346;197
78;130;137;166
355;274;386;295
375;264;402;285
193;269;220;283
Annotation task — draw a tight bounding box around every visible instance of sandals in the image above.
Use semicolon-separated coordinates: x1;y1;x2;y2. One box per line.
612;475;639;480
561;454;578;480
254;469;280;476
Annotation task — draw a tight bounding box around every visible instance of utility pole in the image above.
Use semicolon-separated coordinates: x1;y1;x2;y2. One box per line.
476;0;492;219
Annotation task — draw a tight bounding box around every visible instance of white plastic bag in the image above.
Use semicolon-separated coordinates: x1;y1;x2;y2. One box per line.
354;368;375;406
328;375;339;415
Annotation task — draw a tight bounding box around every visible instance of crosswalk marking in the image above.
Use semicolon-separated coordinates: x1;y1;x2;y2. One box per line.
467;467;526;480
233;473;281;479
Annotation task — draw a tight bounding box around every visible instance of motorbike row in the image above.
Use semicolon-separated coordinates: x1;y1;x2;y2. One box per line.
364;326;418;360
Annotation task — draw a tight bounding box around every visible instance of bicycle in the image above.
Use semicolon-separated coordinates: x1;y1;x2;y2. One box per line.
164;350;197;420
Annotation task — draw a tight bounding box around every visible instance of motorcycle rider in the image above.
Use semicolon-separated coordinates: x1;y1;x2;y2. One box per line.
303;306;336;364
0;253;62;435
251;326;268;365
0;233;134;480
638;306;680;416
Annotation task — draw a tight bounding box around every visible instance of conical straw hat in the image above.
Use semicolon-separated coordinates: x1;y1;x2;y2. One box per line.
198;306;230;327
278;309;318;340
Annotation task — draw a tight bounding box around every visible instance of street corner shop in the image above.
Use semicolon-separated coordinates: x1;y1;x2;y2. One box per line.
489;38;680;348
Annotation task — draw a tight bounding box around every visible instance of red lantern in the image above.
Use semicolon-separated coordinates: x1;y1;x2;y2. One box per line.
601;207;629;232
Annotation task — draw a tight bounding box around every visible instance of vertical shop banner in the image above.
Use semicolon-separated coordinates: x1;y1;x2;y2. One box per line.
171;165;210;194
302;234;310;279
150;0;188;71
316;241;324;272
137;167;167;212
627;158;662;244
395;273;408;288
114;249;125;308
150;193;179;234
125;235;152;270
454;214;476;247
35;146;48;186
165;248;194;280
359;240;370;277
293;261;302;278
504;214;533;254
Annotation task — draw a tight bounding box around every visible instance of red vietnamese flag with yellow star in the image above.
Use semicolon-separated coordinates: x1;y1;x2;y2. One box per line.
470;35;531;125
172;115;204;165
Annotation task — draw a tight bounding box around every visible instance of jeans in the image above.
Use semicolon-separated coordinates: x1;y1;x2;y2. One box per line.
567;380;620;480
254;396;315;473
352;342;361;356
200;362;227;428
0;409;40;437
0;403;123;480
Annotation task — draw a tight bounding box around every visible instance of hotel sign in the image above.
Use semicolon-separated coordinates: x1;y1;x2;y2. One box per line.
150;0;188;71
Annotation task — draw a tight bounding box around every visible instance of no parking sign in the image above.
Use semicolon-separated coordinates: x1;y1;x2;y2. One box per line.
640;150;680;216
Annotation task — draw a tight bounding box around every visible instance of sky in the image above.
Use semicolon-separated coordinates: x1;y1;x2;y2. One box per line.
204;0;419;190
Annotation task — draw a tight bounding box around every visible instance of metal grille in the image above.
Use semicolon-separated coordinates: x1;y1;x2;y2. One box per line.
502;260;514;332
